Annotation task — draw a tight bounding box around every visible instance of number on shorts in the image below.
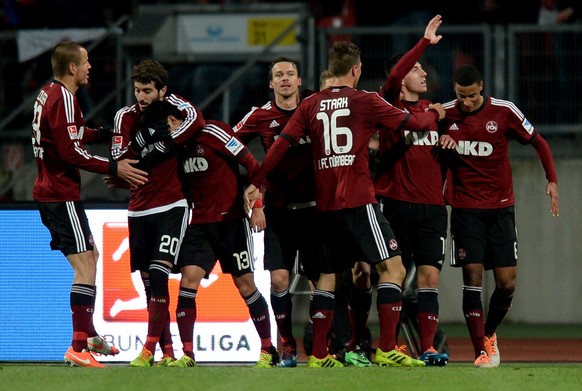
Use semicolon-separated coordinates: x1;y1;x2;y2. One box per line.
234;251;252;271
159;235;179;256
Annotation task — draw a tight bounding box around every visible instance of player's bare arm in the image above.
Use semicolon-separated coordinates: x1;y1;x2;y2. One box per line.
546;182;559;217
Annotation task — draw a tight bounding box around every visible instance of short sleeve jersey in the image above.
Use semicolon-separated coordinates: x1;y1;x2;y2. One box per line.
442;96;537;209
32;80;110;202
182;119;259;224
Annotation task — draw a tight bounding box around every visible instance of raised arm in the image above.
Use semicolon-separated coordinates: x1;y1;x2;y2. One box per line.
382;14;443;102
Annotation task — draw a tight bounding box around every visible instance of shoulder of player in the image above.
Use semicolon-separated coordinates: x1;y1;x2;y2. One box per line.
165;94;198;114
113;104;140;129
443;99;458;111
489;97;525;118
349;89;387;105
199;123;247;157
240;103;285;128
262;100;276;110
238;100;272;115
203;119;234;136
43;82;75;107
234;103;270;124
114;104;139;117
48;80;72;96
201;120;237;142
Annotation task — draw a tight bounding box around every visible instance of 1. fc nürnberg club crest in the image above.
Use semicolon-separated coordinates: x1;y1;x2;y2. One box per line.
486;121;498;133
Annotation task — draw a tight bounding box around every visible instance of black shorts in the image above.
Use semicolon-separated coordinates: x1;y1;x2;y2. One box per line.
450;206;518;270
177;218;254;278
128;206;189;273
36;201;94;256
317;203;401;274
263;206;319;282
380;197;448;271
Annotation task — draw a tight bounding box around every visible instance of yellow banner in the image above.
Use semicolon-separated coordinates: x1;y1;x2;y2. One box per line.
247;18;296;47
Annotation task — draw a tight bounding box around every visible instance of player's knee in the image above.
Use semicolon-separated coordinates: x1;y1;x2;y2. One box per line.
495;285;515;296
270;269;290;291
417;269;440;288
234;273;256;296
376;257;406;282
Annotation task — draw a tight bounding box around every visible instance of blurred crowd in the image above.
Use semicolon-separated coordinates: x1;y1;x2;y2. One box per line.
1;1;579;32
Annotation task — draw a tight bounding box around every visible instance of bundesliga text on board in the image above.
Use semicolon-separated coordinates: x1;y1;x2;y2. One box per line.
88;210;275;362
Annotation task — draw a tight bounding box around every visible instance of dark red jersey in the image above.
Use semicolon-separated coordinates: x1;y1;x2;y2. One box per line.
442;96;537;209
112;94;205;213
375;100;445;205
234;99;315;208
181;120;259;224
375;37;445;205
32;81;111;202
252;86;439;211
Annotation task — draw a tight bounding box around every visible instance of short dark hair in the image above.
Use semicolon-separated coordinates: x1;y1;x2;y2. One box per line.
141;100;181;127
131;59;168;90
453;64;483;87
268;57;300;81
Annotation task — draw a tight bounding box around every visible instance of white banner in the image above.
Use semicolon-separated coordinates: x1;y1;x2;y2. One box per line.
16;28;107;63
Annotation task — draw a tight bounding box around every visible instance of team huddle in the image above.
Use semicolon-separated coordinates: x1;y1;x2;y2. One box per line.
32;15;559;369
